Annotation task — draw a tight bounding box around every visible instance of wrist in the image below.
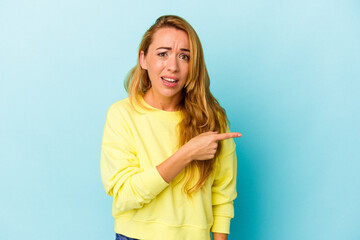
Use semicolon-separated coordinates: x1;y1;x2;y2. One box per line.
212;233;228;240
177;144;193;164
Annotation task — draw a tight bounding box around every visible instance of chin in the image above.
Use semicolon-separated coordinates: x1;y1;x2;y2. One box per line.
160;89;182;98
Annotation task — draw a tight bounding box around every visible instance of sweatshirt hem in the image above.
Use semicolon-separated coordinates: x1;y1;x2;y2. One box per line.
115;218;212;240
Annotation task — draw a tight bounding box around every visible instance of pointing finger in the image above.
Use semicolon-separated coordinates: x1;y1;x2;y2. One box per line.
214;132;242;141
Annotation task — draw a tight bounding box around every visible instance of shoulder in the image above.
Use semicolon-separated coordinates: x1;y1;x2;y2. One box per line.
105;98;136;124
108;98;132;112
107;98;135;116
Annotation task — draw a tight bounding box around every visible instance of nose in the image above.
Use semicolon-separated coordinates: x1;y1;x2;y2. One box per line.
166;55;178;72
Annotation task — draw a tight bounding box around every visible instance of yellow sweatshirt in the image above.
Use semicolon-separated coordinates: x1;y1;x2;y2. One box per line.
100;97;237;240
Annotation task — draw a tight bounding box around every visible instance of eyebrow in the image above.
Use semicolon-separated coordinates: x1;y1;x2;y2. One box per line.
156;47;190;52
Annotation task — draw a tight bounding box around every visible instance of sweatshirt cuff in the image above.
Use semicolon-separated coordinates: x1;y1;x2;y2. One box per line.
134;166;169;198
211;216;231;234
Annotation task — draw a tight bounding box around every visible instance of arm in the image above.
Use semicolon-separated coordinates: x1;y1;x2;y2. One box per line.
211;138;237;235
101;105;169;212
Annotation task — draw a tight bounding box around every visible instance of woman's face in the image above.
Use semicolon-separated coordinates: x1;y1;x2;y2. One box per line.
140;27;190;105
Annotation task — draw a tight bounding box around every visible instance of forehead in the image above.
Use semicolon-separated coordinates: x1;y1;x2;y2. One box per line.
150;27;189;48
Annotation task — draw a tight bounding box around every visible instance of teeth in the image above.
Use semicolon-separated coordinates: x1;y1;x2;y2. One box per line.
162;77;177;82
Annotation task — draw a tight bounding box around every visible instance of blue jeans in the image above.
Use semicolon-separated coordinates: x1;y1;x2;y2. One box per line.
115;233;139;240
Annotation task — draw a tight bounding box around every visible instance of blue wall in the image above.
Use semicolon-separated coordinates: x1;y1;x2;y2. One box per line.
1;1;359;239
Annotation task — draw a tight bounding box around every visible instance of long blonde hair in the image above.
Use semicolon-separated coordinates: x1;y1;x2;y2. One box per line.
125;15;228;195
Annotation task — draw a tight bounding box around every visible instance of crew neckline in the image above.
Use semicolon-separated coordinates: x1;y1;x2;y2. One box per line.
138;96;182;122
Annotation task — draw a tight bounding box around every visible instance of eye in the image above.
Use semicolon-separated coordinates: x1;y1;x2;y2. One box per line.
179;53;190;61
158;52;167;57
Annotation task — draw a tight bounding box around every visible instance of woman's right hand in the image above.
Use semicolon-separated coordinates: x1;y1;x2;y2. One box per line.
181;131;242;162
157;131;241;183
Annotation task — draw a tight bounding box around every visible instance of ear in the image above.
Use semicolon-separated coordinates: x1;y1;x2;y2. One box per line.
139;50;147;70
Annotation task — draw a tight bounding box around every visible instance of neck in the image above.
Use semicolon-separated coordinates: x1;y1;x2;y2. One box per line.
143;90;182;112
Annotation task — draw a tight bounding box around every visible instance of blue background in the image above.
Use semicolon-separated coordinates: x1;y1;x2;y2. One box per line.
1;0;359;239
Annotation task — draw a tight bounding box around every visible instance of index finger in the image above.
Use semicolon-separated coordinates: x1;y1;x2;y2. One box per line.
214;132;242;141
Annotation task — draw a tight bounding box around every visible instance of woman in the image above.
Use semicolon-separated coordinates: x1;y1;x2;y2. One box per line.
101;15;241;240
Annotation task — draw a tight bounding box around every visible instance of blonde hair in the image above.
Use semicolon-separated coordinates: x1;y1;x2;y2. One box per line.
125;15;228;195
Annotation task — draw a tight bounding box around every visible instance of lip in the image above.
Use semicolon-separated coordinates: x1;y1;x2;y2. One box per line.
161;76;179;87
161;76;179;81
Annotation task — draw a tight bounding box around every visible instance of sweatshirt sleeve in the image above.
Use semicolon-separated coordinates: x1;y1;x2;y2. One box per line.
211;138;237;234
100;104;169;212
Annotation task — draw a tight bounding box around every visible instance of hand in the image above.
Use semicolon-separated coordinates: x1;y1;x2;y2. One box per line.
181;131;242;162
157;131;241;183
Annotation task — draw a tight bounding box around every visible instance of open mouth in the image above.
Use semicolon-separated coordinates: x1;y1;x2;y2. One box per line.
161;77;178;83
161;77;179;87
